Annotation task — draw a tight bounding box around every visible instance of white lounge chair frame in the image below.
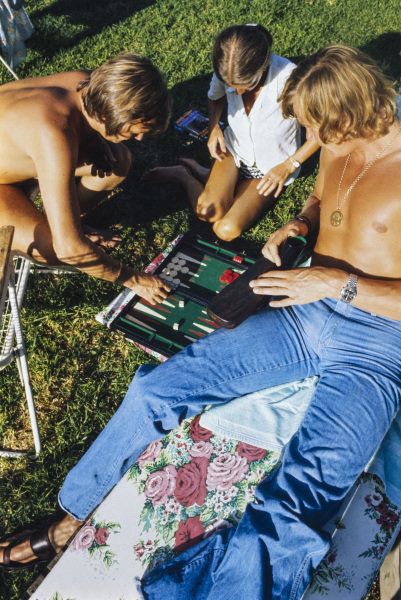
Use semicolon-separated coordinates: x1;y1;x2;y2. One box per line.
0;226;40;457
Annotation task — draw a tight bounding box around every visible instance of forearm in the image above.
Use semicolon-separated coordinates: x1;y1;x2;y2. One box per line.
289;139;319;166
207;98;225;131
350;276;401;320
289;194;321;237
319;268;401;321
54;237;134;284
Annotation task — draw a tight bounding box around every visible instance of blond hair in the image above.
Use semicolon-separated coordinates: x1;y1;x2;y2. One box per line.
213;24;272;87
77;53;171;136
280;45;397;143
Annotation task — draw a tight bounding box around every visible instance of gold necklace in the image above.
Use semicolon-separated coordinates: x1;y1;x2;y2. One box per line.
330;121;401;227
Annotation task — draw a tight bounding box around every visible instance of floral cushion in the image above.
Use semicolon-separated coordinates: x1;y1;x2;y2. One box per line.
27;416;401;600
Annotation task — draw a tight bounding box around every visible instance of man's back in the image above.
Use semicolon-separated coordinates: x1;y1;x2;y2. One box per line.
0;71;88;184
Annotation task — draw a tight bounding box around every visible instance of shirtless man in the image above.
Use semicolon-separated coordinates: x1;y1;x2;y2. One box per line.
0;53;171;303
1;45;401;600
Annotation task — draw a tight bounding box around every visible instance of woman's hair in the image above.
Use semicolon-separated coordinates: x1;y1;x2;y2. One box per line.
280;44;397;143
213;24;273;87
77;53;171;136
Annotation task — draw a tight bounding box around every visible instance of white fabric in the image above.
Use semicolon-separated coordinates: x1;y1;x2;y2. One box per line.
201;377;317;452
208;53;301;181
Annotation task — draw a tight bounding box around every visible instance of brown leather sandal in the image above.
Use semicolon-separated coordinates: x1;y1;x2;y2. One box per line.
0;524;56;570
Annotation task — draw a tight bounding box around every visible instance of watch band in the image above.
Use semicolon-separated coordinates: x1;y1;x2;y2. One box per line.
293;215;312;236
288;157;301;170
340;273;358;304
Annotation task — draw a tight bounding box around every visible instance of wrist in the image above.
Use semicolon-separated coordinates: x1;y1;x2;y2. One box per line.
286;156;301;174
291;215;312;237
115;263;135;286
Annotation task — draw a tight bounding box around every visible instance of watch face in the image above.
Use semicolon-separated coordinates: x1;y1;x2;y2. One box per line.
341;287;357;303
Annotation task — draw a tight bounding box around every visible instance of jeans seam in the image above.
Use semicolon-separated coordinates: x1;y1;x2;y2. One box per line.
175;359;313;404
80;412;154;517
143;547;227;584
289;548;325;600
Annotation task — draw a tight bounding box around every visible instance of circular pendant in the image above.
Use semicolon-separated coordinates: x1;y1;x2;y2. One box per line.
330;209;343;227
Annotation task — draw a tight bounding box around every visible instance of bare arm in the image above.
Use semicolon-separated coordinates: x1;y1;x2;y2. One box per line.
27;116;169;302
262;149;325;266
207;97;227;161
253;150;401;319
257;138;320;197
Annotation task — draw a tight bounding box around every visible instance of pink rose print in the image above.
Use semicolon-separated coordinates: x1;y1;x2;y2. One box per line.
94;527;109;545
189;440;213;459
174;515;205;552
236;441;267;462
145;465;177;506
206;453;248;491
71;524;96;550
138;440;162;468
174;457;208;507
189;416;213;442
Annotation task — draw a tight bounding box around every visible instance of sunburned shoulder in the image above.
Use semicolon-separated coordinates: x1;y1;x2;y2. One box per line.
0;71;87;130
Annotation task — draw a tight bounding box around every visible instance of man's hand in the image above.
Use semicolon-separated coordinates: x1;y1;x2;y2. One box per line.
81;135;120;178
124;272;171;305
256;160;294;198
249;266;346;307
262;221;309;267
207;125;227;161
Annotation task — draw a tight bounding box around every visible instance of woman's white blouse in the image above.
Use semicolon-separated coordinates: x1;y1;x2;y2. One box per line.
208;53;301;182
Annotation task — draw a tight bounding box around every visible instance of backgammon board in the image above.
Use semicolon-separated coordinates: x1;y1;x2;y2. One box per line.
96;234;256;360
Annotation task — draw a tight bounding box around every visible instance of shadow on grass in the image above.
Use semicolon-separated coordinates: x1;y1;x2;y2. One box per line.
27;0;155;63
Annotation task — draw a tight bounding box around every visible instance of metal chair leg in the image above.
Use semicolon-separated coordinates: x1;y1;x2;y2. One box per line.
0;267;41;458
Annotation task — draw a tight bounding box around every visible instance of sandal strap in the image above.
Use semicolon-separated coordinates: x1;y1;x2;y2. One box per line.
30;526;56;562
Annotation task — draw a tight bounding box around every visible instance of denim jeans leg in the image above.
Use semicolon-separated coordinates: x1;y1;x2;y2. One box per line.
141;305;401;600
59;304;320;520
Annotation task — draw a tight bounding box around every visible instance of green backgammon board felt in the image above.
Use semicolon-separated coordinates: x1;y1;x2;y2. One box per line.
97;234;256;360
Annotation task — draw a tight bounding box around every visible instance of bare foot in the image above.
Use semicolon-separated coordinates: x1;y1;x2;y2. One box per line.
83;225;122;250
123;272;172;305
178;158;210;184
141;164;196;186
0;515;82;567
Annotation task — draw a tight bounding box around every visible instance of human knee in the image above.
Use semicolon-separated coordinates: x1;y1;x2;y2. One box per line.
213;218;242;241
196;190;227;223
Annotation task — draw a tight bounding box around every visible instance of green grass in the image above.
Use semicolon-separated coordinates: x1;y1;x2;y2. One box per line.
0;1;400;598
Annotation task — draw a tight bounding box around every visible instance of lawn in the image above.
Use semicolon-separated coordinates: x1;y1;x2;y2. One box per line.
0;1;400;598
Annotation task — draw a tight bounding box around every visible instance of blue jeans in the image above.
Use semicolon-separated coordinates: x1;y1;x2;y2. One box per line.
59;299;401;600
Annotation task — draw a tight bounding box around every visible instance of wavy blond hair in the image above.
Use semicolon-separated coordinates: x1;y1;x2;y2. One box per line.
77;53;171;136
280;45;397;143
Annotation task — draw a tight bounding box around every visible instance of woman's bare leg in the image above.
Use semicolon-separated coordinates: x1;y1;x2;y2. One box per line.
195;152;239;222
177;158;210;184
141;164;204;210
213;178;276;241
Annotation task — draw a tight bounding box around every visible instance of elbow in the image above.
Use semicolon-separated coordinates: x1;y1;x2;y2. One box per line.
53;238;92;267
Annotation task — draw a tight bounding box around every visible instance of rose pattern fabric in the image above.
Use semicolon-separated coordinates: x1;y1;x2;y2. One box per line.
35;415;401;600
145;465;177;506
128;416;278;566
71;524;96;550
189;440;213;459
138;441;162;468
174;457;208;507
174;515;205;551
236;441;268;462
189;415;213;442
206;452;248;491
70;518;121;568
